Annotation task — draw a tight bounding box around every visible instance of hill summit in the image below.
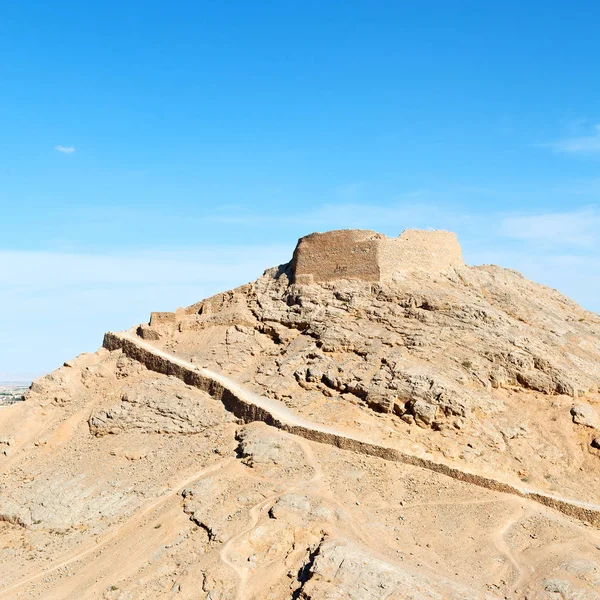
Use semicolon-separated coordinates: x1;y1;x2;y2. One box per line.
1;229;600;599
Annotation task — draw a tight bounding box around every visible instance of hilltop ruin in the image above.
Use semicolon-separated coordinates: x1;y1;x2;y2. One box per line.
291;228;464;284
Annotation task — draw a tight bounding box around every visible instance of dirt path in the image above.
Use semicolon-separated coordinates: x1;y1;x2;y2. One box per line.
491;501;531;590
219;493;282;600
218;430;326;600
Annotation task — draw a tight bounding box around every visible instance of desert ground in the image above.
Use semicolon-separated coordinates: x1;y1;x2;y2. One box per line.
2;229;600;599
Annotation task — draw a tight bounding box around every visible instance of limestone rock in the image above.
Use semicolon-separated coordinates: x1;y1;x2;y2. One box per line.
88;380;226;435
408;399;439;428
269;494;338;525
0;497;32;528
571;404;600;429
235;424;315;481
296;540;497;599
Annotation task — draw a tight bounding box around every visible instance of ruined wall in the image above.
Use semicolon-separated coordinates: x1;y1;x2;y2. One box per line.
378;230;464;281
291;230;382;284
149;312;176;326
291;229;464;284
103;331;600;528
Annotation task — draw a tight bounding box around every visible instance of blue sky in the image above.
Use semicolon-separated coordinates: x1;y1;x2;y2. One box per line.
1;1;600;380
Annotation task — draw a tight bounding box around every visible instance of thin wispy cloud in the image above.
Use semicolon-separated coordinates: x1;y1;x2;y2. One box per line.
335;182;363;199
544;124;600;154
0;245;291;287
500;207;600;247
54;145;76;154
0;244;291;380
207;194;448;230
2;192;600;381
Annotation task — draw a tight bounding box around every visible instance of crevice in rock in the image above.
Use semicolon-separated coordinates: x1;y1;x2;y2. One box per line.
290;537;326;600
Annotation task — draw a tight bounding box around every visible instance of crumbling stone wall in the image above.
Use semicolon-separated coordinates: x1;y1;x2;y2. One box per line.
103;331;600;528
292;229;464;284
149;312;176;326
378;229;464;280
292;230;382;284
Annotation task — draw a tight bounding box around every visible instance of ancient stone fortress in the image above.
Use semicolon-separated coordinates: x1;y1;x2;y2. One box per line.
146;229;464;329
291;229;464;284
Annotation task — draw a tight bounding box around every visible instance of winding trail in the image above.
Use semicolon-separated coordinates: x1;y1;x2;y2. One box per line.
219;431;325;600
491;501;531;590
103;330;600;528
219;492;282;600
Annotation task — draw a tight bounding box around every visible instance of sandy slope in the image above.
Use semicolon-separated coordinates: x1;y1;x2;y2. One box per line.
2;229;600;598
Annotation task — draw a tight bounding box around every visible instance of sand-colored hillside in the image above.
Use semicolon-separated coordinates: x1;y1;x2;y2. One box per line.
2;229;600;599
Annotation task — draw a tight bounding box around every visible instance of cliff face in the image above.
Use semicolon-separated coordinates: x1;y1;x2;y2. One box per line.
1;229;600;600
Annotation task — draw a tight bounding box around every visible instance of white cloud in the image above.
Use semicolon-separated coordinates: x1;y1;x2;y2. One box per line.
545;125;600;154
0;245;292;381
500;207;600;247
207;195;451;231
54;145;76;154
0;245;292;287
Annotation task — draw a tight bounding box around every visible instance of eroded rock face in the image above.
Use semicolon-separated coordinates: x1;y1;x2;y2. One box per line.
296;540;497;600
88;379;225;436
125;229;600;507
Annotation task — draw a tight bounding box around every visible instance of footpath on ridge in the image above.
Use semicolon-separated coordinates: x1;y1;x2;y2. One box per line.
103;330;600;528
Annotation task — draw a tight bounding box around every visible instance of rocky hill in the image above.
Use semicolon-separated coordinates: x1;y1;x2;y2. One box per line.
1;229;600;600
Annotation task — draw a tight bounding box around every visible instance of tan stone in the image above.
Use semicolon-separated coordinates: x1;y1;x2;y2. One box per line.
291;228;463;284
149;311;176;326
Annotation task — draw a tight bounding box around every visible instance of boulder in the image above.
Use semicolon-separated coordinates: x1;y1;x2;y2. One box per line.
409;399;438;428
571;404;600;429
